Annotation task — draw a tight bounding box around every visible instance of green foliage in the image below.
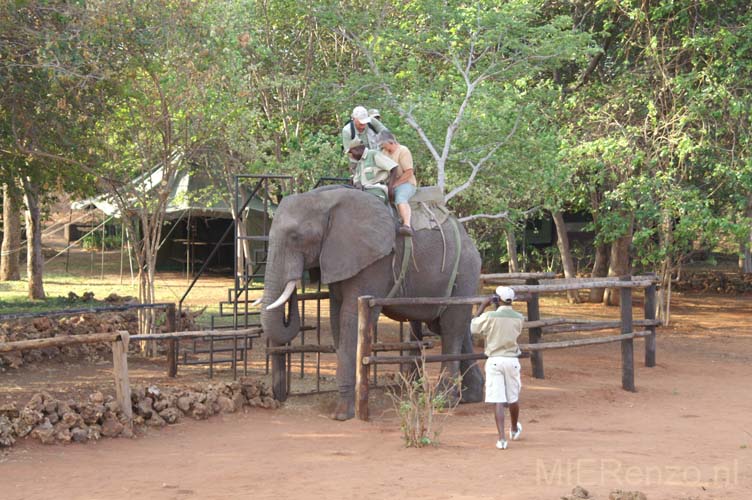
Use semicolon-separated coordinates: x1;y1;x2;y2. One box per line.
2;0;752;287
81;231;123;252
386;358;461;448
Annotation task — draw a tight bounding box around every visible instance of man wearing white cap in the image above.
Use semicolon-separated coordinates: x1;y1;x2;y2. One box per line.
471;286;524;450
341;105;387;172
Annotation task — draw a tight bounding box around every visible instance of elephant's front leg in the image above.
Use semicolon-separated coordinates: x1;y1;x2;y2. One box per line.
332;302;359;421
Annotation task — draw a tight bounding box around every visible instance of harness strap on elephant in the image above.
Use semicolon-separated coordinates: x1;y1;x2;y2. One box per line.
386;216;463;317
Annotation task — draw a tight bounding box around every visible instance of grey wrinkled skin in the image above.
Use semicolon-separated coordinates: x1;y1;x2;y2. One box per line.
260;186;484;420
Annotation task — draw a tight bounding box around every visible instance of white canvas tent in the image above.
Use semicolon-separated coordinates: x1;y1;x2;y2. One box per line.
71;166;274;274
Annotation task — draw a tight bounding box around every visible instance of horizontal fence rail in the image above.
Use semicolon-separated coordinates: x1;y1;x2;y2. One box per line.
354;274;660;420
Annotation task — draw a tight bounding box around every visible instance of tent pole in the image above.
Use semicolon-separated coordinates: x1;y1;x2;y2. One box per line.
65;209;72;273
186;211;191;282
100;211;106;279
119;222;125;284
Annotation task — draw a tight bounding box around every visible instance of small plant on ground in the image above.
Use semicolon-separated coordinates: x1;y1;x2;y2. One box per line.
386;354;461;448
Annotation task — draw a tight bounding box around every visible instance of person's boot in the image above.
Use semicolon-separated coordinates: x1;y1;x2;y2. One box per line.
398;225;414;236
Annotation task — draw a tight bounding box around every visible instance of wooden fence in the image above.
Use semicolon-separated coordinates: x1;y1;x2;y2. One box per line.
354;275;659;420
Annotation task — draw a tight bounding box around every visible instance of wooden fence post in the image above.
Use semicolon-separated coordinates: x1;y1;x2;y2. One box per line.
112;331;133;430
525;278;544;379
165;303;178;377
620;276;635;391
644;282;657;367
355;296;374;421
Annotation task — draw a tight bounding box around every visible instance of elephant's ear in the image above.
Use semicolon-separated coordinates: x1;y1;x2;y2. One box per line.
320;190;396;284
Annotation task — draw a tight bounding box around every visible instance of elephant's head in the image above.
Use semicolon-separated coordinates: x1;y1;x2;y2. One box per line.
260;187;396;345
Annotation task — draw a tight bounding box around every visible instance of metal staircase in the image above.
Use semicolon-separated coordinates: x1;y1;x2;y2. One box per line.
177;174;294;376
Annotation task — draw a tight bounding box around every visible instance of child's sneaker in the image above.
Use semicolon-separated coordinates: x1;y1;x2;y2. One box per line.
495;439;508;450
510;422;522;441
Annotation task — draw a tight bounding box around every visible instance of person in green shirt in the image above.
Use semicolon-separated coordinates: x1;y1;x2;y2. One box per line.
341;106;387;173
347;143;398;204
471;286;524;450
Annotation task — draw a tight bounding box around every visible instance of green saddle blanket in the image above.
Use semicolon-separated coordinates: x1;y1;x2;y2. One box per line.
408;186;450;231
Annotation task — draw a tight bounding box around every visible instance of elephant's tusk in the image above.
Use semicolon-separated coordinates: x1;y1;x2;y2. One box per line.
266;280;296;310
250;298;263;307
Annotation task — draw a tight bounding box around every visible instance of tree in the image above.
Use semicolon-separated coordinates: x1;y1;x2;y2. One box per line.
0;1;97;298
327;0;593;209
556;0;752;314
1;180;22;281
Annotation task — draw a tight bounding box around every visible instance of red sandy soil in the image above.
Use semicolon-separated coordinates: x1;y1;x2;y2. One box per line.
1;293;751;500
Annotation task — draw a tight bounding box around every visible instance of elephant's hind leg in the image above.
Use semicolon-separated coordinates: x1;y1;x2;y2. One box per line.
459;327;484;403
437;307;484;404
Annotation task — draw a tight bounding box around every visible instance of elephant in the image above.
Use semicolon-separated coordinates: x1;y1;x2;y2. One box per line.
259;185;484;420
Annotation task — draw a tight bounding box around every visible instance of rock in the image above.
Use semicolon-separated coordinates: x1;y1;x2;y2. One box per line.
87;424;102;441
56;401;73;417
241;380;261;399
561;486;591;500
53;422;72;443
153;399;169;413
32;317;53;332
62;411;84;429
105;400;121;413
71;427;89;443
136;397;154;419
0;403;19;419
80;404;105;425
217;396;236;414
231;392;245;411
119;424;134;439
145;412;166;427
146;386;161;399
14;408;43;437
130;385;146;402
101;416;124;438
47;411;60;425
0;415;15;447
205;389;220;412
261;396;279;409
27;392;49;413
89;392;105;404
248;397;262;408
176;396;192;413
82;291;95;301
30;420;56;444
159;407;181;424
191;403;209;420
609;491;647;500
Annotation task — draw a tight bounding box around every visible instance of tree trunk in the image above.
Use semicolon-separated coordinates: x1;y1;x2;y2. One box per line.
1;183;22;280
588;243;609;303
604;216;633;306
657;210;674;325
552;210;581;303
505;225;519;273
21;178;45;299
741;195;752;274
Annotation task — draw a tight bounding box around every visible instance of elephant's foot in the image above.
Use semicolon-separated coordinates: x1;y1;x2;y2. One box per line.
331;397;355;421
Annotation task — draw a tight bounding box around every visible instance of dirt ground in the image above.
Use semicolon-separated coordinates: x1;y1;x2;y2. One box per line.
1;292;751;500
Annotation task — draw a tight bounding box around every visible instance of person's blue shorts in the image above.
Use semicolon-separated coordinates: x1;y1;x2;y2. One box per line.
393;183;417;204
